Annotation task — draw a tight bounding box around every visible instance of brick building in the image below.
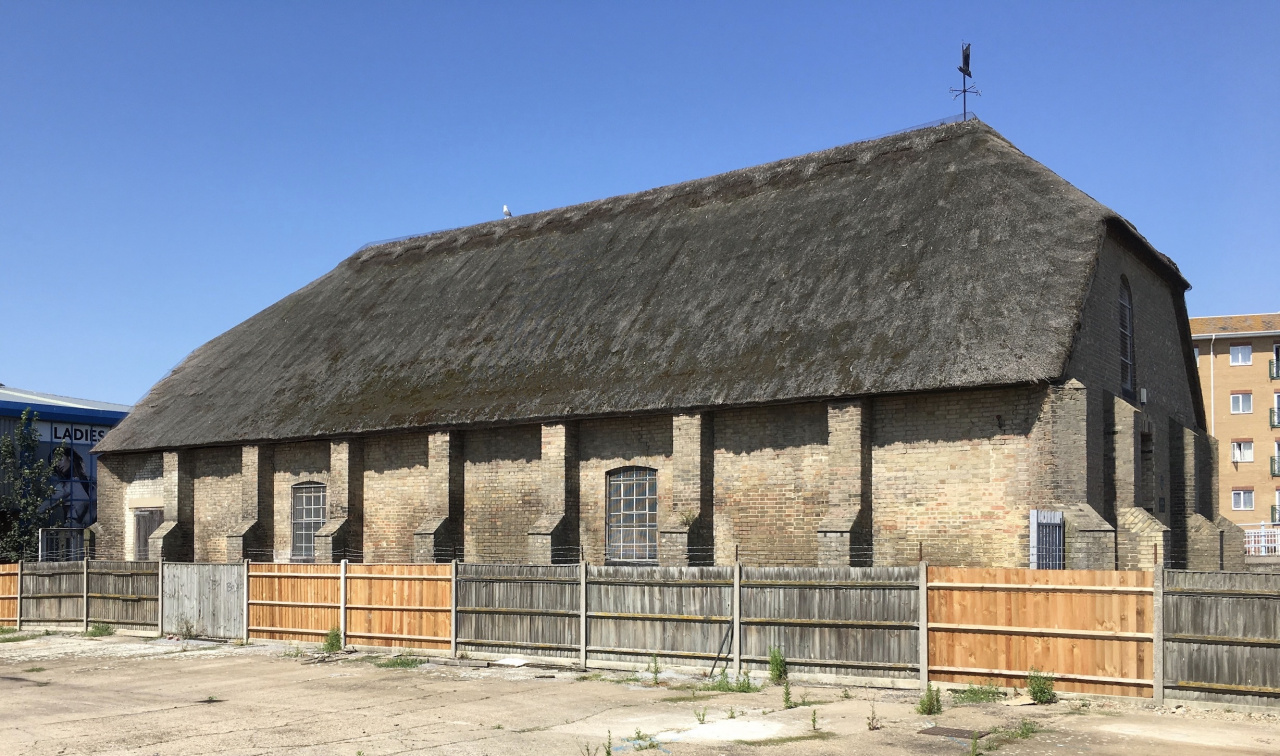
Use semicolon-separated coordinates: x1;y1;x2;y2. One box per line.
93;119;1236;570
1189;314;1280;538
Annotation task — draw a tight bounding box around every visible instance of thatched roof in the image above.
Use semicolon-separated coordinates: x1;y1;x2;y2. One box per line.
98;118;1186;454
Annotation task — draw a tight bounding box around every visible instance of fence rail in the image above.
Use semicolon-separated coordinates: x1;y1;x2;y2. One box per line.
0;564;16;627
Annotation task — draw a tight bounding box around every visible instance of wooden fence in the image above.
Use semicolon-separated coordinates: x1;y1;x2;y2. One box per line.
3;560;1279;709
927;567;1155;698
163;563;244;640
0;564;16;626
88;561;159;632
21;560;86;629
1164;570;1280;706
248;562;452;649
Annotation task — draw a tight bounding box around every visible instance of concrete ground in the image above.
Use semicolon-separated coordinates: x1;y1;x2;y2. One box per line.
0;631;1277;755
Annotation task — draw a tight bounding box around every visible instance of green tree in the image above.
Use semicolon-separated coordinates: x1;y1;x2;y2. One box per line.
0;409;64;561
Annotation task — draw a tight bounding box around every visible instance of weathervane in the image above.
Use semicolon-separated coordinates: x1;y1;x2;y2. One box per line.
950;42;980;120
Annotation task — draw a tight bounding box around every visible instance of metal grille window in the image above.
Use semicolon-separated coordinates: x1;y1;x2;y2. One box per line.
291;483;327;562
1029;510;1065;570
1118;279;1136;397
606;467;658;563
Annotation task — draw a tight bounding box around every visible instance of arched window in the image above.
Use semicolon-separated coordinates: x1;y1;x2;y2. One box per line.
1118;278;1136;398
291;482;327;562
606;467;658;563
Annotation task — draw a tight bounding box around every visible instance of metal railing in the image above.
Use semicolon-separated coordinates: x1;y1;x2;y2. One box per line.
1271;407;1280;428
1271;359;1279;380
1244;525;1280;556
1273;456;1280;477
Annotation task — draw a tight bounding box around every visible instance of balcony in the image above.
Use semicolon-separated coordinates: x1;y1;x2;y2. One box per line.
1272;359;1280;380
1274;456;1280;477
1273;408;1280;428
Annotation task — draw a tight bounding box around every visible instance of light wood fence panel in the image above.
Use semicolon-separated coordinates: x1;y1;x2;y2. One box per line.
741;566;918;680
457;564;580;659
1164;570;1280;707
88;561;158;632
928;567;1154;697
346;563;451;650
248;563;339;642
21;561;84;627
588;566;734;666
0;564;16;626
163;563;244;640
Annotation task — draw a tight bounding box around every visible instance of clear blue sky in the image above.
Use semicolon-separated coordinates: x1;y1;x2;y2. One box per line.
1;2;1276;406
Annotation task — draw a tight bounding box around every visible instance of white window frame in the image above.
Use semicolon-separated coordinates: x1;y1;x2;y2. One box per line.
1233;490;1255;511
1231;393;1253;414
1230;344;1252;365
1231;441;1254;463
1193;345;1200;360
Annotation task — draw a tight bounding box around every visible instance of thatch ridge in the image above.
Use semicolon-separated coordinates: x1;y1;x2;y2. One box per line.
98;119;1177;454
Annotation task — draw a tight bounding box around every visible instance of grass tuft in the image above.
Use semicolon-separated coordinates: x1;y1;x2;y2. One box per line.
322;627;343;653
951;684;1006;704
701;668;759;693
84;623;114;638
917;682;942;715
375;656;425;669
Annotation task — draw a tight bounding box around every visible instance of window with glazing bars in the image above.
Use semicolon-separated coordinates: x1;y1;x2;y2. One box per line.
1119;279;1136;396
291;482;327;562
606;467;658;563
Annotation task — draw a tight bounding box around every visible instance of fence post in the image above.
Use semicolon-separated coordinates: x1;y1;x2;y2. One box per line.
579;560;588;669
242;559;250;643
82;558;90;633
15;560;22;631
918;561;929;690
1152;567;1164;706
450;559;458;658
732;561;741;675
157;557;165;636
339;559;348;647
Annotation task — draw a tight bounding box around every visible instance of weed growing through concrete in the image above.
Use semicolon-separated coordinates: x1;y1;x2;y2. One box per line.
322;627;342;653
767;646;787;683
695;707;707;724
867;702;882;730
628;729;660;751
842;687;851;699
282;645;303;658
701;669;758;693
375;656;425;669
782;679;795;709
648;654;661;685
576;743;600;756
727;706;736;719
810;709;818;730
951;684;1005;704
916;683;942;715
1027;669;1057;704
0;632;36;643
0;626;14;634
85;623;114;638
978;718;1043;751
24;666;46;673
177;617;198;640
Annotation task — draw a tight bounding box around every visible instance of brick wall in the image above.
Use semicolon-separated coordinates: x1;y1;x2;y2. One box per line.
578;415;673;565
363;432;430;563
191;447;241;562
870;386;1040;567
271;441;330;561
462;425;541;563
96;452;163;560
713;403;829;566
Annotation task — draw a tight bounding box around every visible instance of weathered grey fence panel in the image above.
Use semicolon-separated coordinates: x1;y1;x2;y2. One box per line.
588;566;734;666
21;561;84;626
87;561;158;631
1164;570;1280;707
741;566;919;679
457;564;580;658
162;563;245;640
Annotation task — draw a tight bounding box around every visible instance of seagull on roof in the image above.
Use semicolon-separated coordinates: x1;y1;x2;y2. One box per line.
503;205;512;218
